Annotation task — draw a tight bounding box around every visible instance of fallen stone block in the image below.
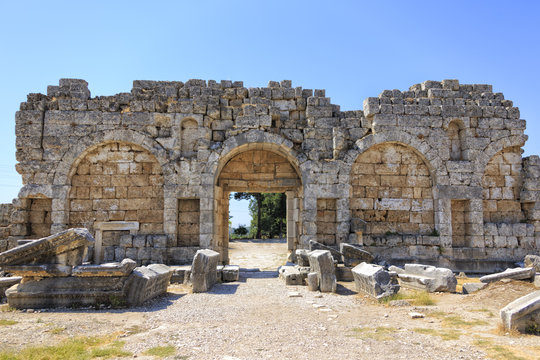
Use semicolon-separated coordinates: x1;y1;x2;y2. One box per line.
0;228;94;267
294;249;310;266
169;265;191;284
462;282;487;294
352;262;400;299
125;264;172;307
308;250;337;293
0;276;22;301
307;272;318;291
279;266;303;285
480;267;536;283
6;275;129;308
339;243;373;267
525;255;540;272
394;264;457;292
222;265;239;282
3;264;73;277
308;240;342;263
73;259;137;277
191;249;220;293
500;290;540;332
535;274;540;289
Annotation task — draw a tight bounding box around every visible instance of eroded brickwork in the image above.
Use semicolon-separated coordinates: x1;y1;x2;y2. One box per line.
316;199;337;245
178;199;200;247
69;142;164;235
350;143;434;236
482;146;524;223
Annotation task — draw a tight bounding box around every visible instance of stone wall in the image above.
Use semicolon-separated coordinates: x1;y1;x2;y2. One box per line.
350;143;434;235
8;77;540;271
316;198;337;245
482;146;524;223
0;203;13;251
69;142;164;239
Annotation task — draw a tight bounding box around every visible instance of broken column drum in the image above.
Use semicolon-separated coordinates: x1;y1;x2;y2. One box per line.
2;78;539;272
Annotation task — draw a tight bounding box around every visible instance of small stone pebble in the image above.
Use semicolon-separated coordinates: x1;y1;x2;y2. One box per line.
288;292;302;297
409;312;424;319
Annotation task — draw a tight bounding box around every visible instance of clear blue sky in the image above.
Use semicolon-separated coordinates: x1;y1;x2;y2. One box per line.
1;1;539;228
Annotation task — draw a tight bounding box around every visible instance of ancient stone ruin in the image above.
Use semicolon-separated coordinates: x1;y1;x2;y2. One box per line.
0;228;171;308
1;78;539;273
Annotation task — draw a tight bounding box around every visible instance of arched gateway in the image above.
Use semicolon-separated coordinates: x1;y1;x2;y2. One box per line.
213;143;303;264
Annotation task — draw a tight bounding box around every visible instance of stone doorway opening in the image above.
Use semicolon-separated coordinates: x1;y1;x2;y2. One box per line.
213;145;303;265
228;192;288;270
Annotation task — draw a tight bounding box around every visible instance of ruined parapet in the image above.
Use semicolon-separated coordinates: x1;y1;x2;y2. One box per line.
500;290;540;332
10;77;540;271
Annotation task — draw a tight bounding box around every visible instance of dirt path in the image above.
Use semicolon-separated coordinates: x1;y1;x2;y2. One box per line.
0;241;539;359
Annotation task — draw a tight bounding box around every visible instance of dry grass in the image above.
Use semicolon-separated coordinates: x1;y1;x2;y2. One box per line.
143;345;176;358
456;276;481;293
0;320;18;326
429;311;488;328
473;336;540;360
412;327;462;340
379;290;436;306
351;326;398;341
0;334;131;360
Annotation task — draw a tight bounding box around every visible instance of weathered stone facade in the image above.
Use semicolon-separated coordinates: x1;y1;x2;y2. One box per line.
4;78;540;271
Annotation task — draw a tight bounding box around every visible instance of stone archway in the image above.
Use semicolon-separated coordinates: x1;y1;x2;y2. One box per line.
214;145;303;264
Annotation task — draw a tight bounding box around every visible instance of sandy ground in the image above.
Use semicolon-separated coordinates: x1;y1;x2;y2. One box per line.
0;240;539;360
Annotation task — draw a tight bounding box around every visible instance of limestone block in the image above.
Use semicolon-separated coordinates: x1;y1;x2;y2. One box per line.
525;255;540;272
73;259;137;277
352;262;400;299
462;282;487;294
222;265;239;282
6;275;129;309
123;264;171;306
0;228;93;267
294;249;310;266
339;243;374;267
307;272;318;291
308;240;341;263
191;249;220;293
278;266;303;285
0;276;22;300
500;290;540;332
308;250;336;293
480;267;536;283
395;264;457;292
